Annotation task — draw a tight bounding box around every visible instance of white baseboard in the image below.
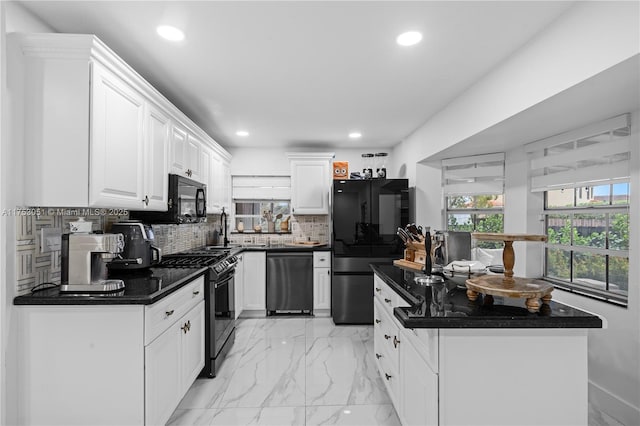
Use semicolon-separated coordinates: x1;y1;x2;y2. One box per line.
590;381;640;426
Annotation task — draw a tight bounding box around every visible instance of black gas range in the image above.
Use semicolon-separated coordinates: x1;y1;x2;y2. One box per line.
156;247;237;378
159;249;238;280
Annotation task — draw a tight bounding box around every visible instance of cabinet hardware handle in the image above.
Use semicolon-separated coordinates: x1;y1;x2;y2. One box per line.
393;336;400;348
327;270;330;275
375;288;381;293
142;195;149;206
375;319;381;324
187;320;191;331
385;373;392;381
384;298;391;304
193;291;200;295
384;334;391;340
165;310;174;317
375;353;382;359
181;323;189;333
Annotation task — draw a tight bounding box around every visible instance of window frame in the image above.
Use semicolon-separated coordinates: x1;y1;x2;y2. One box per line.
542;183;629;306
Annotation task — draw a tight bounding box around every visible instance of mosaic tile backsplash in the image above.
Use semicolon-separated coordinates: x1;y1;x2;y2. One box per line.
15;209;329;295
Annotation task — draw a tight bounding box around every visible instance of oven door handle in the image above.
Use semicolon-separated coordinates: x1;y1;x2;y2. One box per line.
214;275;233;289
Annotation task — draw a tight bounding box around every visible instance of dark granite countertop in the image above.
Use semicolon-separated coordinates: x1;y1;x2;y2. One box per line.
13;268;207;306
230;245;331;253
371;263;602;329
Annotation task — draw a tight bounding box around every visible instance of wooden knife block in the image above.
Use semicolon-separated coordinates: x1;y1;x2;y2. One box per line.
393;239;428;271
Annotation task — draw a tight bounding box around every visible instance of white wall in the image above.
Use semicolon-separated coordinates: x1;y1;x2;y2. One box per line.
228;146;396;179
1;3;54;424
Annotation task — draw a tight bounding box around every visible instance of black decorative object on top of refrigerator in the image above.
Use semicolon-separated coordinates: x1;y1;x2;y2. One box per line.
332;179;409;324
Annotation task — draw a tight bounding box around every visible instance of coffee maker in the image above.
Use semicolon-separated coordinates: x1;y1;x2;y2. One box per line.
60;233;126;293
109;221;161;270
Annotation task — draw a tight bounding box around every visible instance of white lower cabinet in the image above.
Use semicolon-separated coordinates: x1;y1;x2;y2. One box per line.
242;251;266;312
16;276;205;426
400;328;438;426
313;251;331;311
234;253;245;319
144;317;182;426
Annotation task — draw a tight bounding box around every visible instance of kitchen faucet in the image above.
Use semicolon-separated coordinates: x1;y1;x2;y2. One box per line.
220;207;229;247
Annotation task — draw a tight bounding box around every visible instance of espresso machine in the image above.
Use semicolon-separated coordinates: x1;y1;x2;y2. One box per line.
60;233;126;293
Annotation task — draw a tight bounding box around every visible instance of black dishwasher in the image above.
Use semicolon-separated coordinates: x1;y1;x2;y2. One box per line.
266;252;313;315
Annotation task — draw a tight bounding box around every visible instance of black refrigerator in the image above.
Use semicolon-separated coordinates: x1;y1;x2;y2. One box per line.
332;179;409;324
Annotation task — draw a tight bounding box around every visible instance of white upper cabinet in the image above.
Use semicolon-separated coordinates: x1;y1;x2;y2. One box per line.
144;102;170;210
186;133;202;182
89;61;146;208
170;124;188;175
14;33;229;209
288;153;334;215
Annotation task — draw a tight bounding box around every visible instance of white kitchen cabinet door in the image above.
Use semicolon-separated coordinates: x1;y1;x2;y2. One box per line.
144;102;170;210
235;254;245;319
290;158;331;214
181;301;205;393
221;159;232;210
186;133;202;181
313;267;331;310
201;146;213;212
209;152;224;213
145;321;182;426
243;251;266;311
400;328;439;426
171;124;187;174
89;61;146;208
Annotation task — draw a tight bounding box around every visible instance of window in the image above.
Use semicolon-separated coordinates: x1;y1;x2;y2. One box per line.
234;201;290;232
443;153;505;248
232;176;291;232
528;114;631;305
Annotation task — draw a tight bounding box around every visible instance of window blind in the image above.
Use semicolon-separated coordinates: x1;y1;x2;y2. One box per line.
442;152;505;196
232;176;291;200
526;114;631;192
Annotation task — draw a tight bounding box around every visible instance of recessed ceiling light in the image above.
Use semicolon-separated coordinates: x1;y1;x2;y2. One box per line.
396;31;422;46
349;132;362;139
156;25;185;42
236;130;250;137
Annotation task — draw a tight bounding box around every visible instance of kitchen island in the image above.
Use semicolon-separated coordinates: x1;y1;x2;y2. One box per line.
371;263;602;426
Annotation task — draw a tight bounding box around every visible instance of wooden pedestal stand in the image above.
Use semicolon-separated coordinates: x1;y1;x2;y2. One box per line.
393;239;427;271
465;233;552;313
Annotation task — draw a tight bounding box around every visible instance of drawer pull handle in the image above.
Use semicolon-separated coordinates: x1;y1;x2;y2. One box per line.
375;319;381;324
165;310;175;317
375;353;382;359
181;323;189;333
385;373;392;381
393;336;400;348
193;290;200;295
384;298;392;304
375;288;381;293
384;334;391;340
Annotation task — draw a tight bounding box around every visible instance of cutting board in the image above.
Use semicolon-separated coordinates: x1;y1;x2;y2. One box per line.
284;241;325;247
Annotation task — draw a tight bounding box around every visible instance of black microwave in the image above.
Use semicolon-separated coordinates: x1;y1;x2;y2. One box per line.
130;174;207;224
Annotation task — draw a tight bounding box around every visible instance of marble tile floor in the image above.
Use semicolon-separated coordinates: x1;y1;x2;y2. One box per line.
169;316;619;426
168;317;399;426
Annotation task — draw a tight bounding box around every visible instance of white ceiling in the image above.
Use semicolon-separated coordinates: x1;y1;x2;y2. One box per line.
17;1;575;151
